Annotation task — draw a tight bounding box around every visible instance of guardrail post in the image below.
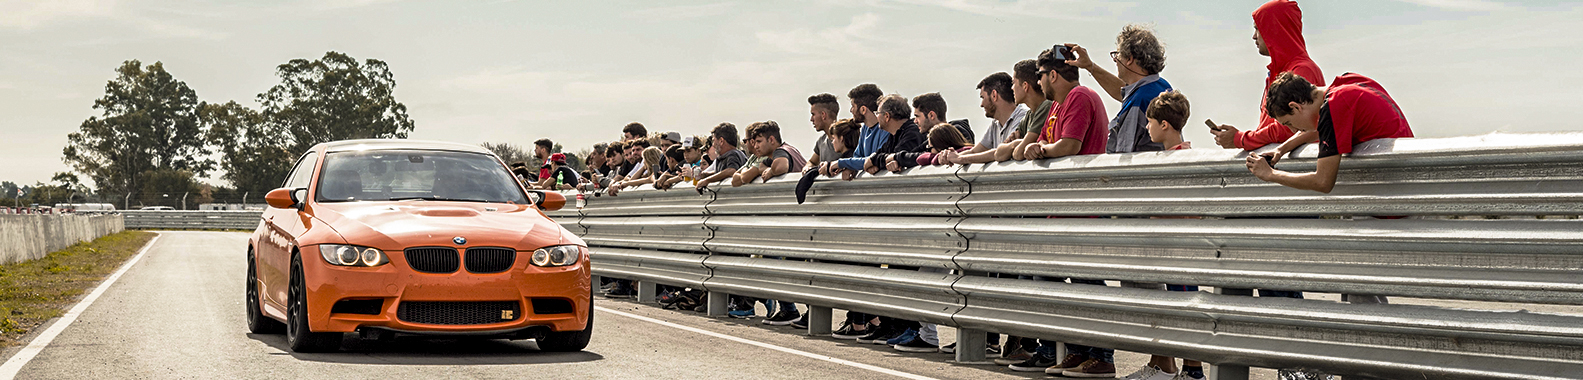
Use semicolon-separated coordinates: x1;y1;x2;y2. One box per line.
1210;365;1249;380
706;291;728;317
637;281;657;303
807;305;832;336
1210;287;1252;380
954;328;989;363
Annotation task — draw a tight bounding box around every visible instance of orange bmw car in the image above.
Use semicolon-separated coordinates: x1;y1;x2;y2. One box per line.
246;139;590;353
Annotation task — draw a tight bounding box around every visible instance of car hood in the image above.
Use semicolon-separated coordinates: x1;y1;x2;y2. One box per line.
309;201;584;251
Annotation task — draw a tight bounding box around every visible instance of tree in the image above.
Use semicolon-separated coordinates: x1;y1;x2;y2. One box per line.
138;169;202;209
202;101;293;195
260;51;415;156
481;142;533;166
63;60;211;200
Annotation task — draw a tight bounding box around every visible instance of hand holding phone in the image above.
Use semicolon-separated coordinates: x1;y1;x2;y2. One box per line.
1205;119;1224;131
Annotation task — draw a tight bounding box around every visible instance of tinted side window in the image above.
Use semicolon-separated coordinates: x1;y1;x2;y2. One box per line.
283;152;320;189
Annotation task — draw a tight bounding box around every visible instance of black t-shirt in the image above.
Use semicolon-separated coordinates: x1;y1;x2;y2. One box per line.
549;166;580;187
1316;104;1339;159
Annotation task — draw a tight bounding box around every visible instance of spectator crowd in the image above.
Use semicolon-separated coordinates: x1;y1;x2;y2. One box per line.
508;2;1412;379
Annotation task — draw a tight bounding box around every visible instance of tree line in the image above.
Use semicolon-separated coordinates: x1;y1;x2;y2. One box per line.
51;51;415;209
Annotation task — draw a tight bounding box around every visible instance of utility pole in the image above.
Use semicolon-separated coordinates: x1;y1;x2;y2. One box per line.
181;192;189;211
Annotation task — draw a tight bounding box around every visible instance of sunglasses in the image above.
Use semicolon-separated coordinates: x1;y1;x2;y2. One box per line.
1110;51;1122;61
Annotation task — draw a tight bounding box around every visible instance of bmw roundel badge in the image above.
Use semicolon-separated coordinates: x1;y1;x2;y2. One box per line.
453;236;467;245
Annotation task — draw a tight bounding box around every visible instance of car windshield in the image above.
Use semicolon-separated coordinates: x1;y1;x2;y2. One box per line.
315;149;528;204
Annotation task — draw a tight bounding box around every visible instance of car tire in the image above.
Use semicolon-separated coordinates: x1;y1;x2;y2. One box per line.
536;292;593;352
246;250;285;334
286;254;342;352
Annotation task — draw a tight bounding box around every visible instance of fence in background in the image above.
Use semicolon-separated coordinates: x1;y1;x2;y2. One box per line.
122;210;261;230
552;132;1583;380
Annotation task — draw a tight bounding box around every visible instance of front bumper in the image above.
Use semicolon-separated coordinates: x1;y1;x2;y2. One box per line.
301;250;591;335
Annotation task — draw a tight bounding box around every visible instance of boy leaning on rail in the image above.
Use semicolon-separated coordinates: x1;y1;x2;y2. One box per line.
1245;71;1413;194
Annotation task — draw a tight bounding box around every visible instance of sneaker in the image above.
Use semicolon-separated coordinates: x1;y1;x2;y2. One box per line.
855;326;894;344
885;328;917;346
1047;353;1089;372
727;309;755;319
985;344;1001;356
893;335;939;353
1120;365;1176;380
1059;358;1117;378
940;343;955;354
992;349;1031;366
1172;371;1205;380
831;323;867;339
875;326;909;345
1277;369;1333;380
763;308;800;325
788;313;808;329
1007;353;1059;372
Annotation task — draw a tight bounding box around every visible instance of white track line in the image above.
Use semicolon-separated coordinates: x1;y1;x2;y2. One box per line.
595;305;941;380
0;233;161;379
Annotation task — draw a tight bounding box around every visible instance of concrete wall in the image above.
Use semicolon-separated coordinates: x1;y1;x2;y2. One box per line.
0;214;126;265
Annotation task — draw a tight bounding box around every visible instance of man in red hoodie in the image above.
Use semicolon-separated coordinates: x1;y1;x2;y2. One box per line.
1210;0;1326;150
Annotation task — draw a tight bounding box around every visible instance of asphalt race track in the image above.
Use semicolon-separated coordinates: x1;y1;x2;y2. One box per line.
3;231;1311;380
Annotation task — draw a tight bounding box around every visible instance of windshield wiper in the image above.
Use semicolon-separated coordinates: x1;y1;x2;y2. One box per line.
387;196;492;203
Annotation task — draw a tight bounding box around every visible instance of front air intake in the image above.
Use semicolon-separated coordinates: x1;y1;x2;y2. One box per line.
397;301;521;325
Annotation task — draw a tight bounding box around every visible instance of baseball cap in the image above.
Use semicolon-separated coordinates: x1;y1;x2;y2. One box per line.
662;131;682;144
550;153;567;164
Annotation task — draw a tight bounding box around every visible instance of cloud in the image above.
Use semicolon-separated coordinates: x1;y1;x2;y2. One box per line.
623;2;736;20
820;0;1136;21
753;13;883;58
0;0;117;29
1391;0;1512;11
310;0;401;11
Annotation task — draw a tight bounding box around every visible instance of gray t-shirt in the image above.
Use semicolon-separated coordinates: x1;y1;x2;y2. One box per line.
814;133;838;163
979;103;1029;149
715;149;748;172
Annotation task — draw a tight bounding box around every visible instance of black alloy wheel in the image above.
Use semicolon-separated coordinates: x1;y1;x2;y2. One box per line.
246;250;285;334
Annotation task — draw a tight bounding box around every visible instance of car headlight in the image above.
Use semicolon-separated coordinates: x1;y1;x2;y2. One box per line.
318;244;389;267
531;245;583;267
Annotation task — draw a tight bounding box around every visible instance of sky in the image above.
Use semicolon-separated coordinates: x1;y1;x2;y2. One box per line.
2;0;1580;189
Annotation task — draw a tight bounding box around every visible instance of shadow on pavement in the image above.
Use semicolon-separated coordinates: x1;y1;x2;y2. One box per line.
247;333;605;365
608;298;1049;379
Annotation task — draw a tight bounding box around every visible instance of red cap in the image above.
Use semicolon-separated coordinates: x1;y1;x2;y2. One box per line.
550;153;567;163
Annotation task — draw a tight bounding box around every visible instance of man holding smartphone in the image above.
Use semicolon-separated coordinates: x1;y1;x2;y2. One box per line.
1210;0;1327;151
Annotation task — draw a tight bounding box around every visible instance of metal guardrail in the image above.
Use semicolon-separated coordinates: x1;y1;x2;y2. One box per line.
559;133;1583;380
122;210;262;230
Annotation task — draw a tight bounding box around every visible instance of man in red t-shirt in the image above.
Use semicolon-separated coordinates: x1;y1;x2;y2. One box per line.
1210;0;1327;151
1247;72;1412;193
1024;46;1108;160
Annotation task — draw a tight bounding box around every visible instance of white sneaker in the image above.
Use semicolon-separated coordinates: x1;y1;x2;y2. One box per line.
1121;365;1177;380
1172;371;1205;380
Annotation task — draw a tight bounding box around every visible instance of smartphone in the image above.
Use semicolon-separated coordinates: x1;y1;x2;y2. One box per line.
1205;119;1223;131
1053;45;1073;61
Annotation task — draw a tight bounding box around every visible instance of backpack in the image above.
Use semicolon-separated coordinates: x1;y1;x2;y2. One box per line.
659;288;708;311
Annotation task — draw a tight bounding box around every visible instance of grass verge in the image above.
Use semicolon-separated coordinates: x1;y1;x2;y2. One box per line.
0;231;155;347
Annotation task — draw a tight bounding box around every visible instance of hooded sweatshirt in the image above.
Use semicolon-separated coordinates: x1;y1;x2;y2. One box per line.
1236;0;1328;150
893;119;972;170
866;119;926;170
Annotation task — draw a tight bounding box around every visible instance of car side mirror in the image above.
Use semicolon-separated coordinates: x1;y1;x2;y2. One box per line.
530;191;565;211
265;187;306;209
